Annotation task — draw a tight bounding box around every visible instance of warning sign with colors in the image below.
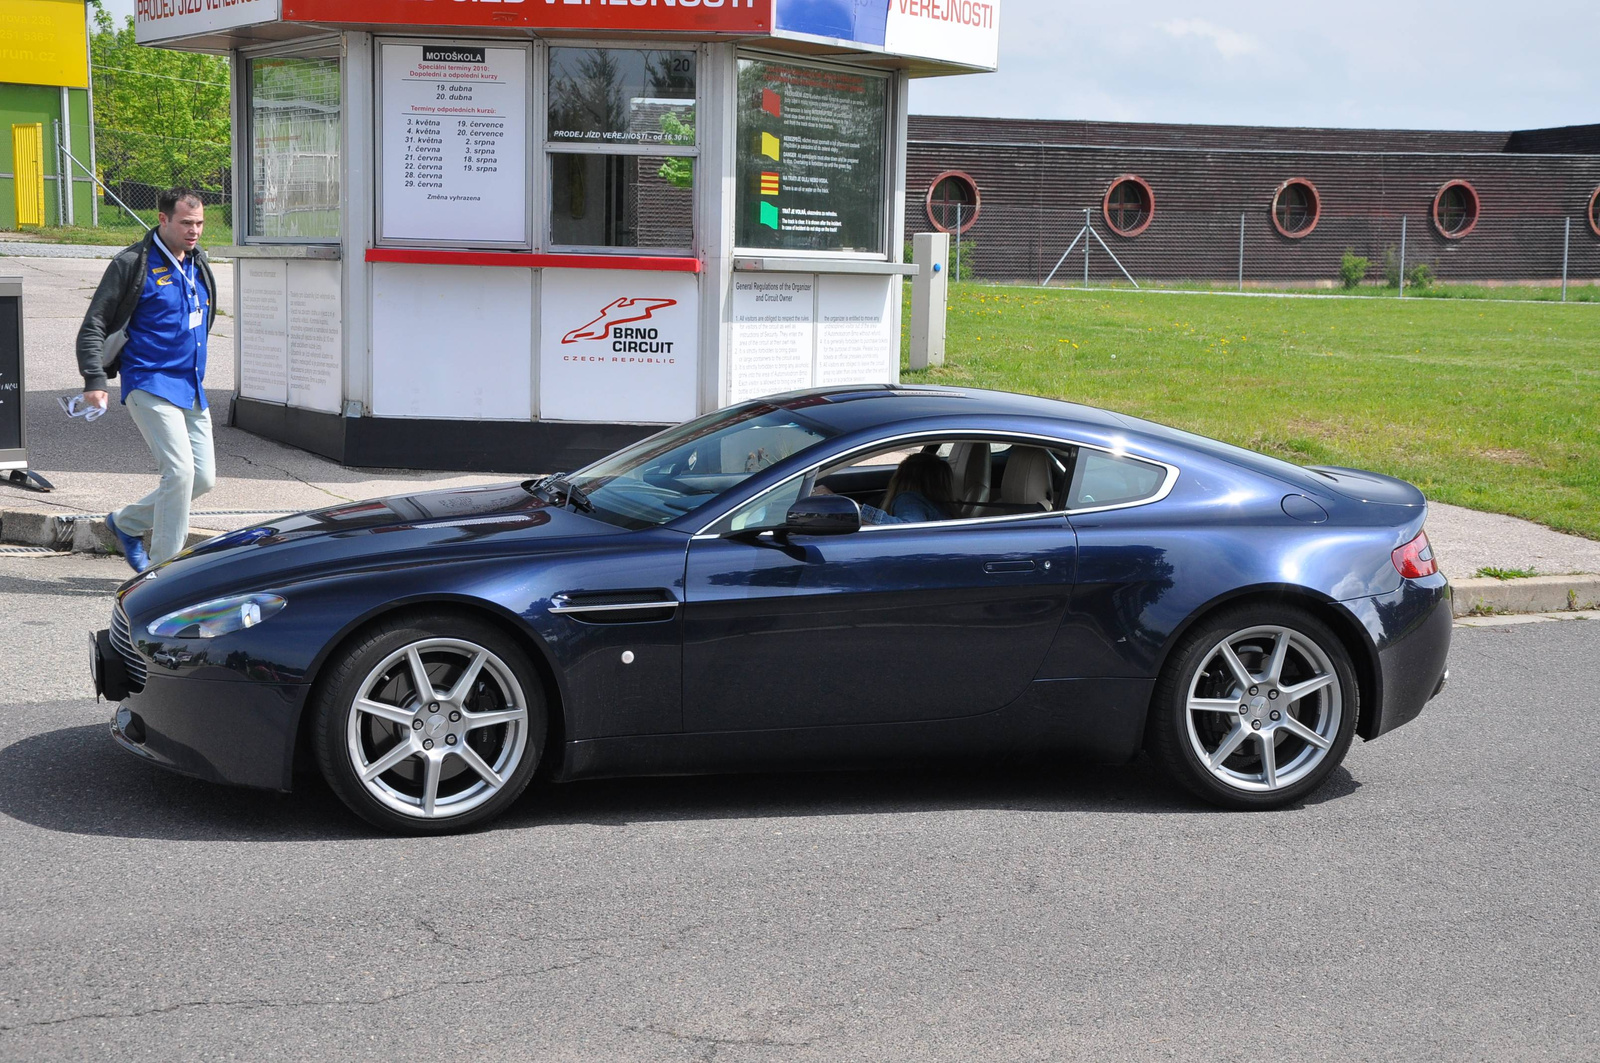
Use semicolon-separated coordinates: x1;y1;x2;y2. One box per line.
734;58;889;254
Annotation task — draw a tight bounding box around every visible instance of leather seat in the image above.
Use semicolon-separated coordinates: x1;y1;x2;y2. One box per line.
945;441;991;517
1000;447;1054;510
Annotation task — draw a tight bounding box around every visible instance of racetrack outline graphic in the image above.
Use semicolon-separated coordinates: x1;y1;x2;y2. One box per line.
561;297;679;344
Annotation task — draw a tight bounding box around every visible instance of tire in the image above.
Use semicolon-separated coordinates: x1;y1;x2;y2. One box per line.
311;612;548;834
1147;604;1358;810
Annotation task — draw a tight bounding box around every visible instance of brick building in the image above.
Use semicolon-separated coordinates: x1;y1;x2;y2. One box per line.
905;117;1600;285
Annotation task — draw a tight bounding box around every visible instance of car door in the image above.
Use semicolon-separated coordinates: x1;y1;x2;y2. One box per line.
681;445;1079;733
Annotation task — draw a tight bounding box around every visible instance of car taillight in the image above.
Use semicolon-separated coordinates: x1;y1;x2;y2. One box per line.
1392;530;1438;579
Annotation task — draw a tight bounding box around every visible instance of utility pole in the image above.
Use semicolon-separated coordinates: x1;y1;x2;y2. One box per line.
1398;216;1408;298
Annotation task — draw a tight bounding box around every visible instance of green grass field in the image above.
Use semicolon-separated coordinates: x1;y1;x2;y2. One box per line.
902;284;1600;539
1099;279;1600;303
6;212;235;248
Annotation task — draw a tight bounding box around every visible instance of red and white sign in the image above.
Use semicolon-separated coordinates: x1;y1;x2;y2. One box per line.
540;270;699;424
281;0;770;34
884;0;1000;70
136;0;278;43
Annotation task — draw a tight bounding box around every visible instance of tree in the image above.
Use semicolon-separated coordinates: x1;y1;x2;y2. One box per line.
89;0;231;199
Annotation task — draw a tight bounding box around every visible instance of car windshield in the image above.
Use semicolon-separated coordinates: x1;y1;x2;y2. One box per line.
561;402;838;529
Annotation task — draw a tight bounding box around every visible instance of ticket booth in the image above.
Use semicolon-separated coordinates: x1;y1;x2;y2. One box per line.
138;0;1001;471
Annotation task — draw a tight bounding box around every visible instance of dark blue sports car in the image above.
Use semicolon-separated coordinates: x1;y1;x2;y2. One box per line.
91;386;1451;833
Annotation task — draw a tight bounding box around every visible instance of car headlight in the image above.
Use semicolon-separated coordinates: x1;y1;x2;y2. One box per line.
146;593;287;639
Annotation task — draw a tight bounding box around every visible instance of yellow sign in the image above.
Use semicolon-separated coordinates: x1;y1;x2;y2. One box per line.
0;0;89;89
760;132;780;162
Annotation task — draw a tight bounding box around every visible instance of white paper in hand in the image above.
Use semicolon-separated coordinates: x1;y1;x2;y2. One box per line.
58;394;106;422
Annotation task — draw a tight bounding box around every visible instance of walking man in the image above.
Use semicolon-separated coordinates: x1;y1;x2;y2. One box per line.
76;187;218;572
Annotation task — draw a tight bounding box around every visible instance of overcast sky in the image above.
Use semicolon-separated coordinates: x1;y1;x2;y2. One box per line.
102;0;1597;133
909;0;1599;131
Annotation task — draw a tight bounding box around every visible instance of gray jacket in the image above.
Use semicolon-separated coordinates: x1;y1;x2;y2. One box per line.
76;229;218;392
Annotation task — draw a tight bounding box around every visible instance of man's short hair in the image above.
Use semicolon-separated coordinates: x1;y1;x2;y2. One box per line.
159;187;206;216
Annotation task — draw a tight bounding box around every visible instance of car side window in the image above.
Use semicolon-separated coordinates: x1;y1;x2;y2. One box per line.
1066;450;1167;509
705;477;807;535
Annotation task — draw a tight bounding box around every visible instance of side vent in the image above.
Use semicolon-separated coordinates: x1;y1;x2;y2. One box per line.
549;590;679;624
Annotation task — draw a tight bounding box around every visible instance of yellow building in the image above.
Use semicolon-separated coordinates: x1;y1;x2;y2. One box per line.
1;0;94;228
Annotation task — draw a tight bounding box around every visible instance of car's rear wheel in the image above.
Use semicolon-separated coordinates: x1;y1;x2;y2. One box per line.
1148;605;1358;809
312;614;546;833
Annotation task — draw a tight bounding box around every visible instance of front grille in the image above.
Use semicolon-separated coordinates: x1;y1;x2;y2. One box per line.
110;603;148;692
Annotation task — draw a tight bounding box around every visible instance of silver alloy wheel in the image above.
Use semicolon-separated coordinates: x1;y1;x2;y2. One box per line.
1183;624;1342;793
345;637;530;819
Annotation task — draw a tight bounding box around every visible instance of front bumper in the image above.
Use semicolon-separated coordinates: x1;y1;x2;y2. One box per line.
95;630;310;791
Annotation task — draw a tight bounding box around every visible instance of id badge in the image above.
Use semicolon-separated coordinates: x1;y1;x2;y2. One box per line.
189;309;203;329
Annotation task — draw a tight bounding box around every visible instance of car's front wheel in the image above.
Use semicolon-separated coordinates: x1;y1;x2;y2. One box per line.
312;613;547;833
1148;604;1358;809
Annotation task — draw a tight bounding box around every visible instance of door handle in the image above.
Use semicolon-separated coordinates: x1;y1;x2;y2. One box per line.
984;560;1036;574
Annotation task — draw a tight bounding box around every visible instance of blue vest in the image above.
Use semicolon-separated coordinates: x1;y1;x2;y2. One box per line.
121;237;209;411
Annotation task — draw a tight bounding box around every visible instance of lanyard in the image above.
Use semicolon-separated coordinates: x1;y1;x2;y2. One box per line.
152;233;200;312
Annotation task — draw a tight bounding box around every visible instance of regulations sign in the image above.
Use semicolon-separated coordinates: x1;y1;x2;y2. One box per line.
379;42;528;245
735;59;888;254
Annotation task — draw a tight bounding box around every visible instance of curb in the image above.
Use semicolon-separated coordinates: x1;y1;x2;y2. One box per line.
0;509;218;555
1450;575;1600;618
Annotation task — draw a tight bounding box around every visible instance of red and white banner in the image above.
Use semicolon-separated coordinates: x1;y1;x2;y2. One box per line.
884;0;998;70
136;0;279;43
281;0;770;34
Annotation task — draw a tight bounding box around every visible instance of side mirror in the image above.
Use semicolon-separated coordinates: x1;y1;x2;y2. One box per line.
784;495;862;535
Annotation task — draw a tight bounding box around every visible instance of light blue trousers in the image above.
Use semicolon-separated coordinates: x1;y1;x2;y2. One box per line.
115;389;216;564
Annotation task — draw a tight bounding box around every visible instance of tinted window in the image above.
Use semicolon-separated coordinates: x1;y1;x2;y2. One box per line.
1067;450;1167;509
569;403;836;529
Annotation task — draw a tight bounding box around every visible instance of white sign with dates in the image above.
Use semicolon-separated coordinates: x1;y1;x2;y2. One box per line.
379;42;528;245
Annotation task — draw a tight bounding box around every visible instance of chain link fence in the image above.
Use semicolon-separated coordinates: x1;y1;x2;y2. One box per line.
63;61;234;235
932;206;1600;299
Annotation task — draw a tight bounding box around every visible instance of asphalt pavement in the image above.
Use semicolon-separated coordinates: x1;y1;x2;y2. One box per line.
0;552;1596;1060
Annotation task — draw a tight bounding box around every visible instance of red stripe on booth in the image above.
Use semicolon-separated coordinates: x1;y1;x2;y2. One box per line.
364;248;702;273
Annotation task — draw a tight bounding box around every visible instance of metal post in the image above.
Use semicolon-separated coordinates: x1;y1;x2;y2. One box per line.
1084;208;1091;288
51;119;65;227
954;203;962;284
1562;217;1571;302
1238;213;1245;291
1398;216;1408;298
58;87;74;226
84;3;98;227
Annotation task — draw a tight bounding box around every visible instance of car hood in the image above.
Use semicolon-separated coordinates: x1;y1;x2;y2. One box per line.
128;481;630;596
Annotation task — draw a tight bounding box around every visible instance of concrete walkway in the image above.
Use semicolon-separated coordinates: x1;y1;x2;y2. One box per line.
3;250;1596;617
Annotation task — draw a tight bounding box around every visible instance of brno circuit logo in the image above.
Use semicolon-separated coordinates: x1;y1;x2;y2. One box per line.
561;297;678;344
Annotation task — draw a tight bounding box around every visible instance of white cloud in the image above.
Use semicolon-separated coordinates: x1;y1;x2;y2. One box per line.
1158;18;1261;60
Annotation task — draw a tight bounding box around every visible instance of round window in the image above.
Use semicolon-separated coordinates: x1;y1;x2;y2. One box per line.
1103;175;1154;237
1433;180;1480;239
925;171;980;234
1271;178;1320;238
1588;186;1600;238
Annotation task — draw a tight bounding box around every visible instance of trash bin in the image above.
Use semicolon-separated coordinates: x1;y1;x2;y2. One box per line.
0;276;53;492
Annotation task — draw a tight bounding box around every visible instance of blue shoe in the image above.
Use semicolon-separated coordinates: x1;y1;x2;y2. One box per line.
105;512;149;573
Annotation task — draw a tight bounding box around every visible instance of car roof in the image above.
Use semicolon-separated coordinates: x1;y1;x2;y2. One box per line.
760;385;1331;495
760;385;1130;436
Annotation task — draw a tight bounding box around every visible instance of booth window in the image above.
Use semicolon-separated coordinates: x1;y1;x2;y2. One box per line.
547;47;696;251
926;171;979;234
247;51;341;241
1433;180;1480;239
1103;175;1154;237
734;57;889;255
1271;178;1320;238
